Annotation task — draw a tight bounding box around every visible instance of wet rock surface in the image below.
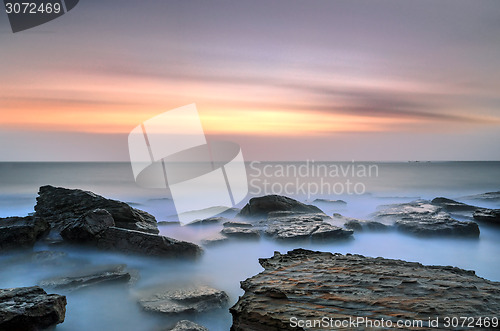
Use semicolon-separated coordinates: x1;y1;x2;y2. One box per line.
473;208;500;225
61;209;115;243
230;249;500;331
0;286;66;331
264;214;353;241
35;185;158;234
96;227;203;259
137;285;229;315
238;195;322;217
39;264;132;291
0;216;50;250
372;200;480;237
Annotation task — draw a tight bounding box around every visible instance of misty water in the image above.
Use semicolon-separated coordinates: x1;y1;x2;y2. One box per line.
1;162;500;330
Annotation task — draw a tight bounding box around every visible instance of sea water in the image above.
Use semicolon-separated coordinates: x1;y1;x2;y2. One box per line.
0;162;499;330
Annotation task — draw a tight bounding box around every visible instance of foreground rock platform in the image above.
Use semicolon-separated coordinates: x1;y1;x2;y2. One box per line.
35;185;158;234
0;286;66;331
230;249;500;331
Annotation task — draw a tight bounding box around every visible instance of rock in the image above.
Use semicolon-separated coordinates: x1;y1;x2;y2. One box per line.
264;214;353;241
35;185;158;234
186;217;226;226
39;264;132;291
461;191;500;202
473;209;500;225
431;197;479;212
230;249;500;331
164;320;209;331
344;219;389;232
96;227;202;258
137;285;229;314
60;209;115;243
220;227;260;239
312;198;347;205
372;200;479;237
238;195;323;217
0;216;50;250
223;221;253;228
201;233;230;246
0;286;66;331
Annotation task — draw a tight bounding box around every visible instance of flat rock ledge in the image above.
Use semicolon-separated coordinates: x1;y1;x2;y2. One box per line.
230;249;500;331
0;286;66;331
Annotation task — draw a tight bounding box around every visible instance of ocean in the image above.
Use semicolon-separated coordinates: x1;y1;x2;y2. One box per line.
1;161;499;330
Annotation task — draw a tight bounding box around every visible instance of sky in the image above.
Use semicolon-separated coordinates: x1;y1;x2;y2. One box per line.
1;0;500;161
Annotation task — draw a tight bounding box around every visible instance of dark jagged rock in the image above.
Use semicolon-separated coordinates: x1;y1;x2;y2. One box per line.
372;200;479;237
220;227;260;239
137;285;229;314
61;209;115;243
230;249;500;331
0;286;66;331
164;320;209;331
39;264;132;291
238;195;323;217
264;214;353;241
473;209;500;225
96;227;203;258
431;197;479;212
186;217;226;226
0;216;50;250
35;185;158;234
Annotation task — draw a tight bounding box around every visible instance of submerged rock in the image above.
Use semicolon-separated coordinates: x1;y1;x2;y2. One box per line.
164;320;209;331
96;227;203;259
461;191;500;202
35;185;158;234
312;198;347;205
201;233;230;246
137;285;229;314
473;209;500;225
264;214;353;241
238;195;322;217
0;286;66;331
220;227;260;239
222;221;253;228
60;209;115;243
0;216;50;250
186;217;226;226
230;249;500;331
372;200;479;237
39;264;132;291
